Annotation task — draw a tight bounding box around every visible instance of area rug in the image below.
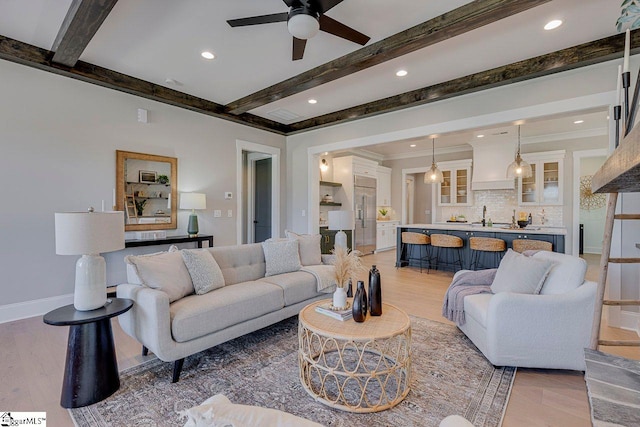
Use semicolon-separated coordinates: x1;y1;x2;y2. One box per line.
70;316;515;427
584;348;640;427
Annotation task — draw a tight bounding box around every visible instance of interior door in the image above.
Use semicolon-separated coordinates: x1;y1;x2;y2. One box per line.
254;158;272;242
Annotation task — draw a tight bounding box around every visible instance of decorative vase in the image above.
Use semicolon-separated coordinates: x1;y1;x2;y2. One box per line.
369;265;382;316
332;286;348;309
352;280;367;322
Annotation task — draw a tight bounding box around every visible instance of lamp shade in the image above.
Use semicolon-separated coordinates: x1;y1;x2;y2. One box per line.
55;211;125;255
328;210;353;231
179;192;206;210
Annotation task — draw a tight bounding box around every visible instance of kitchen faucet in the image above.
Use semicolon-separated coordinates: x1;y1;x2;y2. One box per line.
482;205;487;227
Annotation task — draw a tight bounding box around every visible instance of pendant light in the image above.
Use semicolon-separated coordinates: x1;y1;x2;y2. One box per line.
424;138;444;183
506;125;532;179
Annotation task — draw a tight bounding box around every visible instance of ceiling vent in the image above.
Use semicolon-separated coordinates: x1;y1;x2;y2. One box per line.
267;109;302;123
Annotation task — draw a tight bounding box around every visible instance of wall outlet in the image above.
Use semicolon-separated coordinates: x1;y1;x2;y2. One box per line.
214;210;222;217
224;192;232;199
227;209;233;217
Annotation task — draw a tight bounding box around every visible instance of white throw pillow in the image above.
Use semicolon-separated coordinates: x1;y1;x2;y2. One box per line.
181;249;225;295
491;249;553;295
262;239;302;277
125;247;194;302
533;250;588;295
285;230;322;266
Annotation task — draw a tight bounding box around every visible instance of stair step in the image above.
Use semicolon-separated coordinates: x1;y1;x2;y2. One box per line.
598;339;640;347
603;299;640;306
608;257;640;263
614;214;640;219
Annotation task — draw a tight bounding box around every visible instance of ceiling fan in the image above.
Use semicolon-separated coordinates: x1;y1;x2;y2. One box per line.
227;0;370;61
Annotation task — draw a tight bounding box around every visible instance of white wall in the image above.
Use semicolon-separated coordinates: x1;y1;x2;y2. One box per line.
579;156;607;254
0;59;285;317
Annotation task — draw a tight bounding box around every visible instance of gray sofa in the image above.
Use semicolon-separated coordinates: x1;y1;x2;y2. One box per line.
117;241;333;382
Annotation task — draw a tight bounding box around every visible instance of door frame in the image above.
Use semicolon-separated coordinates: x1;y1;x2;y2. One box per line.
404;175;415;225
246;153;272;243
236;140;280;244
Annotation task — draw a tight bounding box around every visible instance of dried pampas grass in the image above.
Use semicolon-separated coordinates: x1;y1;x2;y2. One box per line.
331;246;365;288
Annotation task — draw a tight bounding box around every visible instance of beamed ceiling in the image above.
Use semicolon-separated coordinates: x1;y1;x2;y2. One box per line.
0;0;630;136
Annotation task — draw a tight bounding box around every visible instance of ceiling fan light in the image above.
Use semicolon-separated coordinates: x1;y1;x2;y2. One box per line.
288;13;319;40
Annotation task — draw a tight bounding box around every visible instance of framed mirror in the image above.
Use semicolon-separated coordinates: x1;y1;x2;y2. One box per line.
116;150;178;231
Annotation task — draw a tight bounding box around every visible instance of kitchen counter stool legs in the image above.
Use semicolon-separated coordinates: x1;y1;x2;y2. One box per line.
430;234;464;272
400;232;431;273
469;237;506;270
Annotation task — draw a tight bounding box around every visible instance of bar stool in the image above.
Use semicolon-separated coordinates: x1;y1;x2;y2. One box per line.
430;234;464;272
400;232;431;273
469;237;506;270
512;239;552;253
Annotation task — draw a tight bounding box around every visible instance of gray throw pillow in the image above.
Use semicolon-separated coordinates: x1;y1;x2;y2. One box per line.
181;249;225;295
491;249;553;295
285;230;322;266
262;239;302;277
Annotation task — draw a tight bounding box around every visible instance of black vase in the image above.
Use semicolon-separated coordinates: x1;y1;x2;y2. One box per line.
369;265;382;316
352;280;367;322
346;279;353;298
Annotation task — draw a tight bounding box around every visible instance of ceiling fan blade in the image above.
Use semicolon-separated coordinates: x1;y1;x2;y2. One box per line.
292;37;307;60
227;12;288;27
319;15;370;45
314;0;345;14
282;0;295;6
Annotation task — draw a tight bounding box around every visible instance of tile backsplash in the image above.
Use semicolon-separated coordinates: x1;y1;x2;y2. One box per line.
440;190;563;226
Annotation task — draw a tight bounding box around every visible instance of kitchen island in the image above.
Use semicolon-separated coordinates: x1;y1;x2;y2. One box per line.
396;223;566;271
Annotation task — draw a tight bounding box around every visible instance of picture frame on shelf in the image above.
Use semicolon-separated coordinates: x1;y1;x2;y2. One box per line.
139;170;157;184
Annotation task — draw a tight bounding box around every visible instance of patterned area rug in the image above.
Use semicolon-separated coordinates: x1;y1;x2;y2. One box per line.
70;316;515;427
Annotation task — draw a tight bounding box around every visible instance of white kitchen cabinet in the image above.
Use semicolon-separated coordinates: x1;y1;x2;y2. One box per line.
377;166;392;206
376;220;400;250
518;150;565;206
436;159;472;206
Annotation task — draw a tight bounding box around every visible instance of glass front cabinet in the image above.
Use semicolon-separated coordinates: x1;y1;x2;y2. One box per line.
437;159;473;206
518;150;565;206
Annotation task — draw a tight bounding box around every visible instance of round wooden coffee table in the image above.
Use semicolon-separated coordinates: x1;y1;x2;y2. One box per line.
298;300;412;413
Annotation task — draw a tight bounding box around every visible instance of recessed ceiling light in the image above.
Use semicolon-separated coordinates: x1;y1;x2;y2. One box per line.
396;70;408;77
410;144;416;147
477;134;485;138
201;51;215;60
308;99;317;104
544;20;562;30
574;120;584;124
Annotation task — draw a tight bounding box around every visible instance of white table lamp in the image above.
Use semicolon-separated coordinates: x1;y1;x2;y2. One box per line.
180;192;206;237
328;210;353;250
55;209;125;311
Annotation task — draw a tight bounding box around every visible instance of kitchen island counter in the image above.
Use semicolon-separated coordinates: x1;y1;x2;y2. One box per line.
408;223;567;235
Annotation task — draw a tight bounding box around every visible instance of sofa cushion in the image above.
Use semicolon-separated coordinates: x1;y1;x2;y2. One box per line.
169;281;284;343
125;248;194;303
208;244;266;285
259;271;319;306
285;230;322;266
463;293;492;328
532;251;588;295
491;249;553;295
181;249;225;295
262;239;302;277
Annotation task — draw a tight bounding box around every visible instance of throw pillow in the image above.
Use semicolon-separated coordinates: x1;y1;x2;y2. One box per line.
181;249;225;295
124;248;194;302
285;230;322;266
491;249;553;295
532;250;587;295
262;239;302;277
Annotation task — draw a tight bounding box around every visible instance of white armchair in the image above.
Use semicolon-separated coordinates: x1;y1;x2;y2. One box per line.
456;251;597;371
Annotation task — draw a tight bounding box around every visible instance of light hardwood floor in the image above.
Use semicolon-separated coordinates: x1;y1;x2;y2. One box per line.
1;250;638;426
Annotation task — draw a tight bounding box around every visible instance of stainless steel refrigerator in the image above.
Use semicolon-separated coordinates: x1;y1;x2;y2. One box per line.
354;175;377;254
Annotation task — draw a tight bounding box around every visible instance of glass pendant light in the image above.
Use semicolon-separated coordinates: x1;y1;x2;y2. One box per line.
506;125;532;179
424;138;444;183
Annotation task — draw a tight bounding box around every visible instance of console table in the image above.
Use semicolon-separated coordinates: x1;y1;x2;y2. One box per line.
125;234;213;248
43;298;133;408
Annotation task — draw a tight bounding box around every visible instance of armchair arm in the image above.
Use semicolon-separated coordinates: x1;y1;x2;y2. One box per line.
321;254;335;265
117;284;176;361
485;281;597;369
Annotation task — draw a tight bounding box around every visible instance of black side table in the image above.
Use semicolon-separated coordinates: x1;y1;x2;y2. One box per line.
43;298;133;408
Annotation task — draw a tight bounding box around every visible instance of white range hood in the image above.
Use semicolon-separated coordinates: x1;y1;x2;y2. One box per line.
469;127;517;191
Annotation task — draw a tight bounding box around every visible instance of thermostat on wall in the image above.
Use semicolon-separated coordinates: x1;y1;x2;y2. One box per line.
225;192;233;199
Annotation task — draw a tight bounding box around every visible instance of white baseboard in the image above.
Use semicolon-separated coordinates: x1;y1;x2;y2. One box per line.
0;293;74;324
584;247;602;254
620;310;640;337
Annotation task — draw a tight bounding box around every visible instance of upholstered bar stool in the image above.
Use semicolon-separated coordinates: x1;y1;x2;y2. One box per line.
400;232;431;273
430;234;464;272
512;239;552;253
469;237;506;270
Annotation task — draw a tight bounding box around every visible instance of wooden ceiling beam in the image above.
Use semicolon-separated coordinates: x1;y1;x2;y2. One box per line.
287;31;639;134
52;0;119;67
0;35;289;134
225;0;552;115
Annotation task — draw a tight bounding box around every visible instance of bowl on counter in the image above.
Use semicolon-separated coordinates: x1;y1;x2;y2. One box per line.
517;220;529;228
